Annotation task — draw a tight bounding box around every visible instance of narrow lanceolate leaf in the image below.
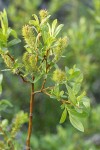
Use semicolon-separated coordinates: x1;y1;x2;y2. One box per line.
47;23;52;36
54;24;64;37
32;14;39;24
0;9;8;34
69;114;84;132
52;19;57;36
60;108;67;124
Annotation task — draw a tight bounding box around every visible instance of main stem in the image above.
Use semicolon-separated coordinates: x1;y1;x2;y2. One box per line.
26;77;35;150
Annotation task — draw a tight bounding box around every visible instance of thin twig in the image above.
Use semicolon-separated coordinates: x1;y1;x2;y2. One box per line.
43;86;54;91
43;90;51;97
6;52;15;62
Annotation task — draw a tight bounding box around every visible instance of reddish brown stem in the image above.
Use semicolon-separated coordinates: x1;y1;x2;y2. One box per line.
26;77;35;150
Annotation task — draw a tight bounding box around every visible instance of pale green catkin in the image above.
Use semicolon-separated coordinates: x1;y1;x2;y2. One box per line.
22;25;35;49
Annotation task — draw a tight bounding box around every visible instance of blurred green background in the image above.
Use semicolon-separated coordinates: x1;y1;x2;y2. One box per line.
0;0;100;149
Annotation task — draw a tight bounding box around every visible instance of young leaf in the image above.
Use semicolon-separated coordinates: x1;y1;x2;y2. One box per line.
73;83;81;95
47;23;52;36
32;14;39;25
54;24;64;37
66;85;76;104
69;114;84;132
0;9;8;34
76;73;83;83
52;19;57;36
77;91;86;101
7;28;17;38
82;97;90;108
60;108;67;124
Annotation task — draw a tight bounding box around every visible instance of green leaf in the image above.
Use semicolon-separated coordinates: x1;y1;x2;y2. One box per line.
0;9;8;34
0;99;13;111
73;83;81;95
60;108;67;124
0;74;3;84
3;9;8;31
67;85;76;104
60;90;64;97
7;28;17;38
76;73;83;83
41;15;51;24
8;39;21;47
60;103;65;109
32;74;43;83
33;14;39;24
68;109;87;118
47;23;52;36
65;66;69;72
77;91;86;101
82;97;90;108
50;95;56;99
52;19;57;35
54;24;64;37
69;114;84;132
0;85;2;95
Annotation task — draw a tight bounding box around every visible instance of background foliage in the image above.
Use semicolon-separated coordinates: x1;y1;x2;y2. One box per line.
0;0;100;149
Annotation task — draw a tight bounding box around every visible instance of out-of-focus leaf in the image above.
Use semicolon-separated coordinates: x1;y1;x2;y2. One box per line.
0;99;13;111
54;24;64;37
82;97;90;108
0;74;3;84
77;91;86;101
8;39;21;47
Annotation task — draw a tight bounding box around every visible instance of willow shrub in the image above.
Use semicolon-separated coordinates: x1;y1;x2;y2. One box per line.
0;9;90;149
